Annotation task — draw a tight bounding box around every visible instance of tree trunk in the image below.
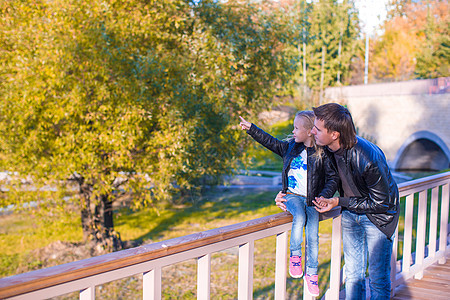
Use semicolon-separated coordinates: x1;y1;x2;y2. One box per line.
320;45;326;104
92;194;122;252
79;182;94;242
303;41;307;96
337;31;342;84
77;179;122;252
364;34;369;84
97;194;114;230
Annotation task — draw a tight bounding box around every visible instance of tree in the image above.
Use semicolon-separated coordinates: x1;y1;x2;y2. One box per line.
272;0;360;104
371;0;449;81
303;0;360;97
0;0;296;251
275;0;314;104
414;0;449;78
371;12;419;81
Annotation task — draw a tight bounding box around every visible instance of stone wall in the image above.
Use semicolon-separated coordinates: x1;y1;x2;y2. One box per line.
324;78;450;168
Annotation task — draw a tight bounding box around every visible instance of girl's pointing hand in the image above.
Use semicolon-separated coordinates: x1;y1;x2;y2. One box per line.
239;116;251;131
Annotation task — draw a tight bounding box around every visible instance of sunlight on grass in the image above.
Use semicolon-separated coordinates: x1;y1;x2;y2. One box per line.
0;188;336;298
115;190;282;244
3;183;441;299
0;211;82;256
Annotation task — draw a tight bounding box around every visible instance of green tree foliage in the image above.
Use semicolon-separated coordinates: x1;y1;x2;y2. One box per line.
0;0;296;249
307;0;360;90
272;0;313;106
279;0;360;102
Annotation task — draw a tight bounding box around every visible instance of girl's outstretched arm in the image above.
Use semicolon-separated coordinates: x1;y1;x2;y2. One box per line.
239;115;288;157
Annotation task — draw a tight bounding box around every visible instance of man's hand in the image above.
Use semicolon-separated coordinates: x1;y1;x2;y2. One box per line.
313;196;339;213
239;116;251;131
275;191;287;212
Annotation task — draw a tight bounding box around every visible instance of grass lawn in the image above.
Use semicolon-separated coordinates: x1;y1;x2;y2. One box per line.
0;188;336;299
2;180;447;299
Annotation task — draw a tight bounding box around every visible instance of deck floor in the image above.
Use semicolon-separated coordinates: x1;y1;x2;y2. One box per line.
336;253;450;299
393;255;450;300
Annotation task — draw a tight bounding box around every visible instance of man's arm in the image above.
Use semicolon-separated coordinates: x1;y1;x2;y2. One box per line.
318;152;339;199
313;196;338;212
340;162;393;214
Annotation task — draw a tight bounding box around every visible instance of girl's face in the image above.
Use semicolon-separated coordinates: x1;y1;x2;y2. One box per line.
292;116;311;143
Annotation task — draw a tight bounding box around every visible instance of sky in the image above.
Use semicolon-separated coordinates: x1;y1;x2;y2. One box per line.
199;0;392;36
353;0;390;36
303;0;390;36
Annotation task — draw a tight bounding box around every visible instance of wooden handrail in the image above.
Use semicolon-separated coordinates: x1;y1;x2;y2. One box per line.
397;171;450;194
0;171;448;299
0;205;340;298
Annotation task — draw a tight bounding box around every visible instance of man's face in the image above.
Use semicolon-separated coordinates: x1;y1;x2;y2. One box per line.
311;119;336;147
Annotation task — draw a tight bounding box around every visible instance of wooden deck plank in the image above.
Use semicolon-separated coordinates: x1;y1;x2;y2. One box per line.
393;255;450;299
337;256;450;299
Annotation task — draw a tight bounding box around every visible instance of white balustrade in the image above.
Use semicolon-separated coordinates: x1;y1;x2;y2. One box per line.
0;172;448;300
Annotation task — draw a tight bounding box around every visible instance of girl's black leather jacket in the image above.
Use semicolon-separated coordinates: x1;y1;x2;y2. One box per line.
247;124;339;206
330;136;400;238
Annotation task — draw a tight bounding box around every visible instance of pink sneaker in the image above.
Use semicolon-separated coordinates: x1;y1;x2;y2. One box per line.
305;274;319;297
289;256;303;278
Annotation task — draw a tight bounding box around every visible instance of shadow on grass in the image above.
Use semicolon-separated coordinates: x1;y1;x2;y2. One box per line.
115;188;281;245
253;259;334;299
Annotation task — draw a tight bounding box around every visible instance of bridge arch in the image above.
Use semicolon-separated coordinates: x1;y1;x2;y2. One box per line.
393;131;450;171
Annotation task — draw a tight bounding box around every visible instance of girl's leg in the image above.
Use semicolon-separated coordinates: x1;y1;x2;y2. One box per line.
305;203;319;275
304;198;320;296
284;194;306;256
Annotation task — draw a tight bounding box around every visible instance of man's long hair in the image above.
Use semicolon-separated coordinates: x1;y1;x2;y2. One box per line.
313;103;357;149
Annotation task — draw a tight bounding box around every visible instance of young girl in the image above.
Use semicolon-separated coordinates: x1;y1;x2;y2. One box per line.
239;111;338;297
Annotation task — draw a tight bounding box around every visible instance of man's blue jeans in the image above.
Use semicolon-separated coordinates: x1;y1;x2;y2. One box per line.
284;194;319;275
342;210;393;300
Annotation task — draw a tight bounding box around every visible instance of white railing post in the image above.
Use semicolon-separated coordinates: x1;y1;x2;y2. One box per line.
197;254;211;300
402;194;414;274
303;241;313;300
414;190;427;279
238;241;254;300
439;183;449;264
1;172;449;300
143;267;161;300
274;231;288;300
303;277;313;300
79;286;95;300
323;214;342;300
428;186;440;258
390;224;399;298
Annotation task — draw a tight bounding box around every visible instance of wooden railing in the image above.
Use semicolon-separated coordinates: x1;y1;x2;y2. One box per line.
0;172;449;300
391;171;449;296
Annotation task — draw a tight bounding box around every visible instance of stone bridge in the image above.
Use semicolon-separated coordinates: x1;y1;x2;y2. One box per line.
324;77;450;171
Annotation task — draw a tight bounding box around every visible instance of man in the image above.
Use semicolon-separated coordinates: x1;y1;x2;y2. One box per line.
276;103;399;299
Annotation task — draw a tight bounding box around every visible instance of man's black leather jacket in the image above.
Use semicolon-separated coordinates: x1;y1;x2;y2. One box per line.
330;136;400;238
247;124;339;206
